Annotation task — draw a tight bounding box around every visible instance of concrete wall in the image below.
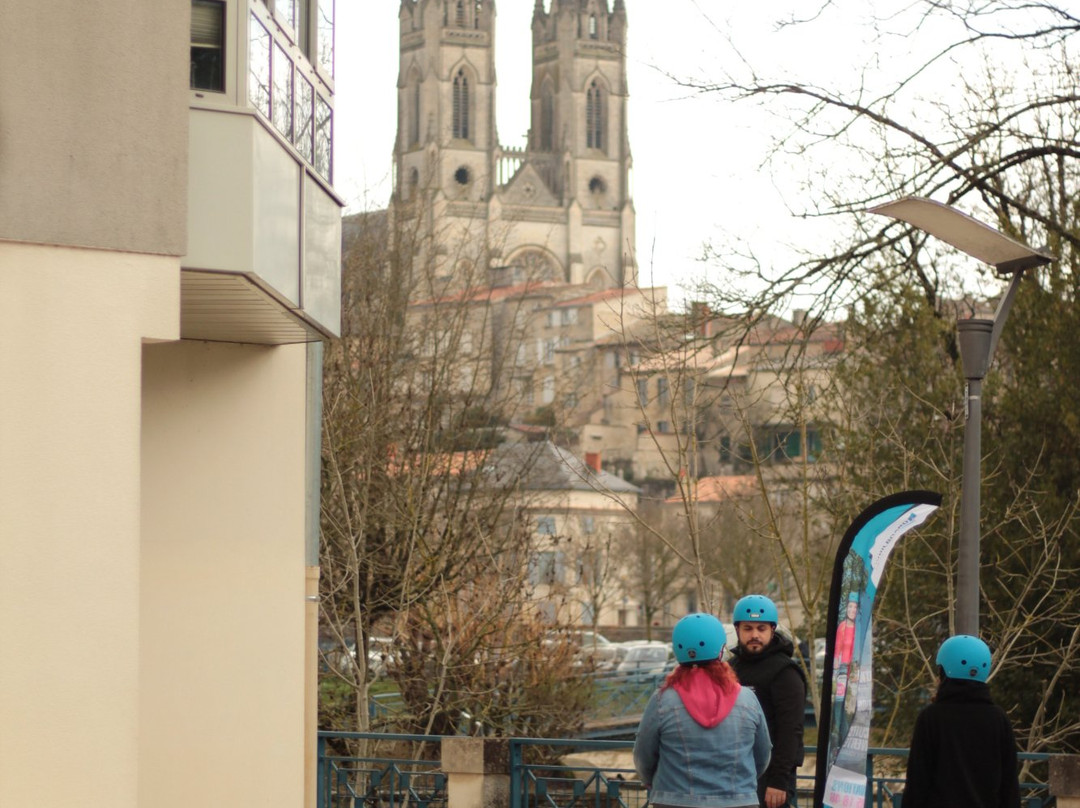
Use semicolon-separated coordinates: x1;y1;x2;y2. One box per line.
0;242;179;808
139;339;309;808
0;0;188;256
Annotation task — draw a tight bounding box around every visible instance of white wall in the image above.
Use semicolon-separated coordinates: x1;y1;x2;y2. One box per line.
0;242;179;808
139;340;309;808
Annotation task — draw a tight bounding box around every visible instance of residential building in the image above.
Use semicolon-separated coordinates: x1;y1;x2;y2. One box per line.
493;442;643;627
1;2;340;807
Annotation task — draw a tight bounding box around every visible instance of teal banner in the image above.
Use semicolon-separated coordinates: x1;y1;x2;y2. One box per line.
814;491;941;808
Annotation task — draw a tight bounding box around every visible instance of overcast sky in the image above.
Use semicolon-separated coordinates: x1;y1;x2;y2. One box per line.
331;1;982;307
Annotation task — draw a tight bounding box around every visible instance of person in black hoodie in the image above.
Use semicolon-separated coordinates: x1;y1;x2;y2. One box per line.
901;635;1021;808
729;594;806;808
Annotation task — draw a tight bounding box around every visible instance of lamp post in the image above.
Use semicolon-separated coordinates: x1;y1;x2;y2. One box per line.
869;197;1055;635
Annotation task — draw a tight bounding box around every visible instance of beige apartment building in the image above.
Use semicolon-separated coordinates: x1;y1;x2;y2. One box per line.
1;2;340;807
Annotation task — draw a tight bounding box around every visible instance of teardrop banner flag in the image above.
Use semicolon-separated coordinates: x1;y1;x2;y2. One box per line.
813;491;942;808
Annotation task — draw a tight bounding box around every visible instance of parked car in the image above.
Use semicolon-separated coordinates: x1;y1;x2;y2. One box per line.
544;629;621;671
319;634;397;679
616;641;673;674
367;635;396;679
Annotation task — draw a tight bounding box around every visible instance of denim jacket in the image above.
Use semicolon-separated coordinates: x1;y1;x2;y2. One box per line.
634;683;771;808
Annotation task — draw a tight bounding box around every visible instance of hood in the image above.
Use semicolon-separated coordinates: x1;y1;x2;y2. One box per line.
671;668;741;728
936;677;994;704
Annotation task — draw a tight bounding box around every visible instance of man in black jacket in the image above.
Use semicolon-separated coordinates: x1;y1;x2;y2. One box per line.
901;635;1020;808
729;594;807;808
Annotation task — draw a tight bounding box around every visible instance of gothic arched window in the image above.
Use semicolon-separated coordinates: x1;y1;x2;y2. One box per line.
586;80;605;152
540;83;554;151
452;68;470;140
408;75;421;146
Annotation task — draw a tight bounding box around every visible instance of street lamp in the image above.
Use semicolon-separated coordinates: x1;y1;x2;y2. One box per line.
869;196;1055;635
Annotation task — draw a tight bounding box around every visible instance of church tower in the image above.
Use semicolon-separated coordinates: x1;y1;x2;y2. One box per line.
392;0;635;291
527;0;634;287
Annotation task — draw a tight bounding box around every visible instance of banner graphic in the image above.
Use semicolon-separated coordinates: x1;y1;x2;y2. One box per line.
813;491;942;808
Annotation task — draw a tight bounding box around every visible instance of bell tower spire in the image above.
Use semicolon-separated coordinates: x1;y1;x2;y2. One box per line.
527;0;635;286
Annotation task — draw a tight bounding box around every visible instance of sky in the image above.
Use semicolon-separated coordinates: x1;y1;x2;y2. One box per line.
330;2;959;307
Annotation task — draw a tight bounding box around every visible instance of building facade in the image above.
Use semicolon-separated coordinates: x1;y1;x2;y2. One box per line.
393;0;636;291
0;2;340;807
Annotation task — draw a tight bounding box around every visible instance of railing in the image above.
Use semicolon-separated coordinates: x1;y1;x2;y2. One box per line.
317;732;1053;808
508;741;1053;808
317;732;448;808
510;737;647;808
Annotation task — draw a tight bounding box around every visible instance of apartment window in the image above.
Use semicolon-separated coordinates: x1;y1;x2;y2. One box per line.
536;516;556;535
455;0;466;27
544;339;556;364
190;0;225;92
542;376;555;404
581;516;595;534
637;378;648;408
315;94;332;180
452;69;470;140
657;377;669;407
561;308;578;325
272;43;294;139
684;377;696;406
529;551;563;585
588;14;598;38
294;73;314;162
586;80;605;151
248;16;271;117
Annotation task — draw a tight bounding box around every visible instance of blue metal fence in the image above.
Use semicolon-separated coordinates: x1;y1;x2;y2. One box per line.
317;732;448;808
318;732;1053;808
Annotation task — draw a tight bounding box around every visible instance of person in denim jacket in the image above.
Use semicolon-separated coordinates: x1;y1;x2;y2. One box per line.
634;613;772;808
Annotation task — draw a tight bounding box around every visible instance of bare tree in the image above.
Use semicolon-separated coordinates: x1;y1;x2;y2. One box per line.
320;207;569;738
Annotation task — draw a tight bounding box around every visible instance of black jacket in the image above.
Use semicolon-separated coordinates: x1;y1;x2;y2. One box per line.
729;633;807;794
901;678;1021;808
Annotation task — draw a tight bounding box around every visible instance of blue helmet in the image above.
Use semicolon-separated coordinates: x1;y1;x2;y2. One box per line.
732;594;778;625
672;613;725;664
936;635;991;682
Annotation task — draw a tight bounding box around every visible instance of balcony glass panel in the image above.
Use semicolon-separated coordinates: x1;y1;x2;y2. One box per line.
315;94;332;180
272;43;293;139
317;0;334;77
248;15;271;117
294;74;314;163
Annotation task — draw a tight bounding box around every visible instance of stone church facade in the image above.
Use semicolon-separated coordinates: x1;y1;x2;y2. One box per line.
392;0;637;292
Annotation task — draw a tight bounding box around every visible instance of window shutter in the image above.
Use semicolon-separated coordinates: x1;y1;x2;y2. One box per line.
191;1;223;47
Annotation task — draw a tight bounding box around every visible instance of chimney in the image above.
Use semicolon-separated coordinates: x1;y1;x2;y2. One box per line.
585;452;602;472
